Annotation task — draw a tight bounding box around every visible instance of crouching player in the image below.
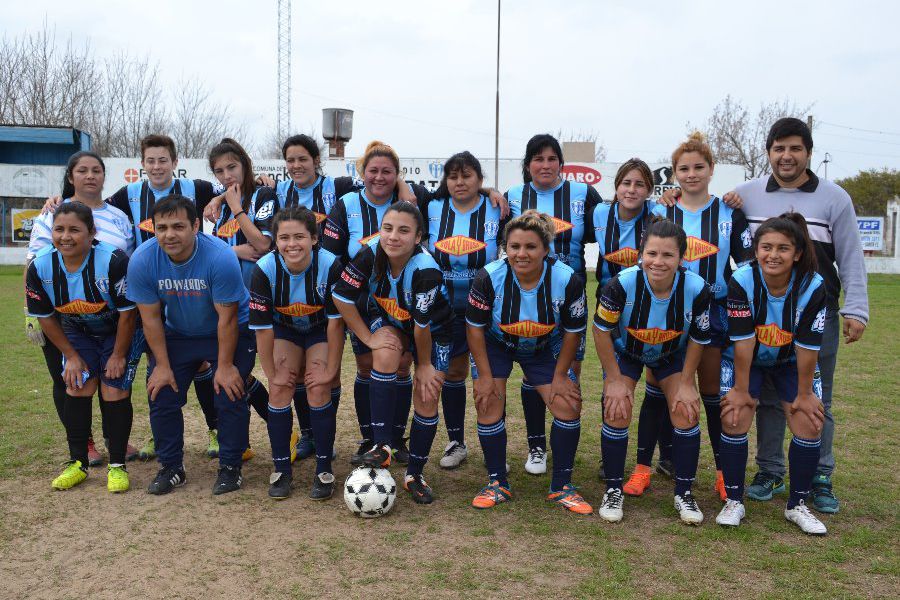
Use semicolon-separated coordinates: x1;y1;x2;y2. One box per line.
333;202;453;504
26;203;139;492
466;210;591;514
127;195;254;496
593;216;712;525
249;207;345;500
716;213;828;535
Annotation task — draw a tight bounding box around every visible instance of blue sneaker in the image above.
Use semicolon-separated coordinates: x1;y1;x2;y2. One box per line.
294;432;316;460
746;471;785;501
810;474;840;514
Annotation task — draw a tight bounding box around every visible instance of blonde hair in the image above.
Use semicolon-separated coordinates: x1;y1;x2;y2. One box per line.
356;140;400;175
503;209;556;250
672;131;714;169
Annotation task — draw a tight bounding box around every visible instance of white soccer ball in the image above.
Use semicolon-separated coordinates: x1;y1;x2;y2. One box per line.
344;466;396;518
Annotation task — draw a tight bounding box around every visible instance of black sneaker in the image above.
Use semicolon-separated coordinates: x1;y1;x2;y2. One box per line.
309;472;335;500
268;471;292;500
392;438;410;465
350;439;373;466
213;465;243;495
147;466;186;495
656;458;675;479
404;474;434;504
361;443;392;468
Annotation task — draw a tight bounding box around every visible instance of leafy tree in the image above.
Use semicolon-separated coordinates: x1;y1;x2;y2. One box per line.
836;169;900;216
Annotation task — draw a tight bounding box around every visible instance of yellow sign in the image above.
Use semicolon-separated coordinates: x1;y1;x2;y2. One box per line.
12;209;42;243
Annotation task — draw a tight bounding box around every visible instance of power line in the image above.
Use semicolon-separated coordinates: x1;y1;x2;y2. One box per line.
819;120;900;137
816;131;900;146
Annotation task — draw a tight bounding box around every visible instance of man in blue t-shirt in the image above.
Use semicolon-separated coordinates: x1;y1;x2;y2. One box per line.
127;195;253;496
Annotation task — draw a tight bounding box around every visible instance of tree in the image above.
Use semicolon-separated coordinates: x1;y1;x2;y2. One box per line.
835;169;900;216
691;95;814;177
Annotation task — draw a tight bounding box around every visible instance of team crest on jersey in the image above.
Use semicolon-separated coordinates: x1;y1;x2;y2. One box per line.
322;192;336;213
718;220;732;238
255;200;274;221
755;323;793;347
684;237;718;261
570;294;586;318
626;327;681;345
375;296;411;321
95;278;109;294
695;309;710;331
217;219;241;238
416;288;438;312
138;218;155;234
571;200;585;217
604;247;638;267
551;217;573;234
499;320;556;338
316;282;328;298
484;220;499;239
275;302;323;317
358;233;380;246
741;227;752;248
552;299;565;314
57;300;106;314
434;235;486;256
811;308;826;333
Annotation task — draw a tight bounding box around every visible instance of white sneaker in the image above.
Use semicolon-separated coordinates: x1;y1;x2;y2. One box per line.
674;492;704;525
598;488;624;523
715;499;745;527
784;501;827;535
524;447;547;475
439;441;468;469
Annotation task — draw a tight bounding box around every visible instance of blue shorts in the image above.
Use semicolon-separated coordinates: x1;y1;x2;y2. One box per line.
615;351;685;382
273;323;328;350
708;298;729;348
475;336;557;386
62;327;144;390
348;315;382;356
449;314;469;359
720;357;822;403
370;319;451;373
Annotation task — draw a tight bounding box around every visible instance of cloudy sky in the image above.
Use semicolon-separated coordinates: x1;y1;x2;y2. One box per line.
5;0;898;180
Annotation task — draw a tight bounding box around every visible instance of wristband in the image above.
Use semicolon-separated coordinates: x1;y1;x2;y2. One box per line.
233;210;246;219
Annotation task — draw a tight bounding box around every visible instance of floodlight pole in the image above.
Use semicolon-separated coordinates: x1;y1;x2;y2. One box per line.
494;0;501;189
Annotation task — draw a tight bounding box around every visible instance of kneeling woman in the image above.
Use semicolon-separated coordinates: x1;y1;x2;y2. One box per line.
593;217;712;525
25;203;139;492
250;207;345;500
333;202;453;504
466;210;591;514
716;213;827;535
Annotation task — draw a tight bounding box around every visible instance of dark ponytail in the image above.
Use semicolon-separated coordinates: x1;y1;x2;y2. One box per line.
208;138;256;211
640;215;687;259
753;212;818;288
372;202;425;281
61;151;106;199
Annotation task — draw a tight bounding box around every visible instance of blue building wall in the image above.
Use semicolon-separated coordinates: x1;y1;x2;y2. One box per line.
0;125;91;165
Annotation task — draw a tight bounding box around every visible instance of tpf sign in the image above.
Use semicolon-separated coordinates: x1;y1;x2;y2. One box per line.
857;217;883;251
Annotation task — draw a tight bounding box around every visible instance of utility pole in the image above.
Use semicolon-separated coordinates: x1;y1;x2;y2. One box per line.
494;0;501;189
807;114;813;169
277;0;292;141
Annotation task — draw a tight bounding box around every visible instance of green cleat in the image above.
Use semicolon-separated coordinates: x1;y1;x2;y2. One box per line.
746;471;785;501
52;461;88;490
138;437;156;461
107;465;130;493
811;475;840;514
206;429;220;459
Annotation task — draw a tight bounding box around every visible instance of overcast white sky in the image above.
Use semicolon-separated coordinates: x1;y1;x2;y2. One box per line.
5;0;898;179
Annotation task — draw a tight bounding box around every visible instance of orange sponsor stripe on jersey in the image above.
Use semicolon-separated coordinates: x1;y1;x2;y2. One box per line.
313;212;327;224
604;247;638;267
551;217;573;234
275;303;323;317
56;300;107;314
626;327;682;345
138;218;155;233
683;236;718;262
596;305;621;323
434;235;487;256
498;320;556;338
358;232;381;246
755;323;793;347
216;219;241;238
374;296;411;321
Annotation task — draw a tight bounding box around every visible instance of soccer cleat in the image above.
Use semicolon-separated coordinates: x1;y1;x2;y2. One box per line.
404;474;435;504
87;438;104;467
350;439;373;466
810;475;840;514
295;432;316;460
268;471;292;500
785;501;827;535
439;441;468;469
125;443;139;462
138;437;156;461
472;480;512;509
361;443;392;468
309;472;335;500
524;446;547;475
107;465;130;493
206;430;219;459
147;466;186;495
656;458;675;479
715;499;745;527
598;488;625;523
715;470;727;502
623;464;652;496
392;438;410;466
213;465;243;495
746;471;785;501
242;447;255;461
289;429;299;464
52;460;88;490
547;484;593;515
674;492;704;525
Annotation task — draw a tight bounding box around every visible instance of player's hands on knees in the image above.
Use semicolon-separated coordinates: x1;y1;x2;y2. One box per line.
602;377;632;422
550;372;581;412
366;328;403;352
104;354;126;381
791;391;826;434
63;354;89;390
672;381;700;424
41;195;62;215
214;363;245;402
473;377;500;413
415;363;444;404
304;362;333;391
203;195;224;222
147;365;178;401
721;388;754;428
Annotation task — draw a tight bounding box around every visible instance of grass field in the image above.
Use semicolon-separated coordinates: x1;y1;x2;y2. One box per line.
0;265;897;599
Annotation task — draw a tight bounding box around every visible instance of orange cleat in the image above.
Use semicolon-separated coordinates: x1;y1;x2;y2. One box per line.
547;484;593;515
715;469;727;502
472;480;512;509
623;464;652;496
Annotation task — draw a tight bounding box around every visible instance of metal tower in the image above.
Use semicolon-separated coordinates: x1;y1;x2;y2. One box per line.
277;0;291;140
